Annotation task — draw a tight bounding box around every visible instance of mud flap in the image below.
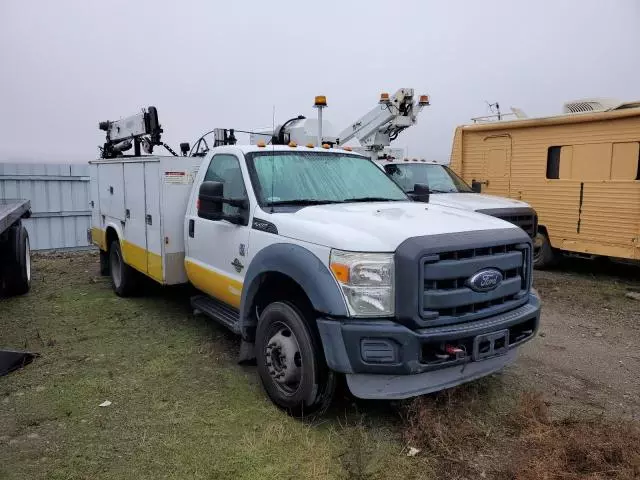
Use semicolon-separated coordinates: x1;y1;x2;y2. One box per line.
0;349;39;376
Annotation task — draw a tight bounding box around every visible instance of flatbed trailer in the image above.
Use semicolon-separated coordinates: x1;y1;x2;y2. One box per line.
0;199;32;297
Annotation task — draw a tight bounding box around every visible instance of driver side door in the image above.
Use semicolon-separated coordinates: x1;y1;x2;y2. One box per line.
185;153;250;309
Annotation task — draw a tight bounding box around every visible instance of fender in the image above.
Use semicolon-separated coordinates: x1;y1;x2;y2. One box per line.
102;220;124;252
239;243;348;336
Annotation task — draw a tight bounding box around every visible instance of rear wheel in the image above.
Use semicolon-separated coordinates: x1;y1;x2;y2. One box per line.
255;301;335;417
3;223;31;296
109;240;138;297
533;231;559;269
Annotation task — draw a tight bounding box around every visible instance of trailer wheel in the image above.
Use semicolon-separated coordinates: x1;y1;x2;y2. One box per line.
255;301;335;417
4;223;31;296
533;231;559;269
109;240;138;297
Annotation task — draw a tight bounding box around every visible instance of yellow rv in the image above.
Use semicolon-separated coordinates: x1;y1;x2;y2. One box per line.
449;99;640;268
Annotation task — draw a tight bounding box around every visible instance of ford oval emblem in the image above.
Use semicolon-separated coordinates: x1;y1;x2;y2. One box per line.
467;269;503;292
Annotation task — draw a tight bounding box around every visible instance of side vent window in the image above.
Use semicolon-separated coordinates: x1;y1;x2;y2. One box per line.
546;146;561;179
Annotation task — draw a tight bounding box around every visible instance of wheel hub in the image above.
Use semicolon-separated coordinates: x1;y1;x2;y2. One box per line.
265;328;301;386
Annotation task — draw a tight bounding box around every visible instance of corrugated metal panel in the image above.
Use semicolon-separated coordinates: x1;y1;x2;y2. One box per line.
0;163;91;250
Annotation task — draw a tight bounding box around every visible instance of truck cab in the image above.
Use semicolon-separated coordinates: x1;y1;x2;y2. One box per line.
377;159;538;239
91;144;540;416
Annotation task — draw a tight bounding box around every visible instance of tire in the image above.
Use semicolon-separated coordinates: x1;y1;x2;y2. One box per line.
255;301;336;417
533;231;559;269
3;223;31;296
109;240;138;297
99;250;110;276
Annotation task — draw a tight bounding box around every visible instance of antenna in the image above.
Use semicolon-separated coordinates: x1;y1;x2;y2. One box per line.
270;105;276;213
486;101;502;120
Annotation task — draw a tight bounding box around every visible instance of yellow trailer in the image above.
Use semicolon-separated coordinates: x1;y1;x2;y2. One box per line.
449;101;640;267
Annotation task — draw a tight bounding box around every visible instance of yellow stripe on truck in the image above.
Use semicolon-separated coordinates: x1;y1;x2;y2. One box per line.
92;228;164;283
121;240;164;283
185;259;242;309
91;227;106;251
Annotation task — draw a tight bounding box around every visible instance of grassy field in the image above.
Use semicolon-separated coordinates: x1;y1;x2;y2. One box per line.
1;253;638;480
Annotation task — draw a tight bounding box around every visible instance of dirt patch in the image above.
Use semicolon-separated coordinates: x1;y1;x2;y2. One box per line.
514;260;640;418
401;385;640;479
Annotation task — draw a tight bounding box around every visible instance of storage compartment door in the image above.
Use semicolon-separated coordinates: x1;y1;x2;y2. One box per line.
89;164;105;249
144;162;163;282
97;163;125;221
123;163;148;274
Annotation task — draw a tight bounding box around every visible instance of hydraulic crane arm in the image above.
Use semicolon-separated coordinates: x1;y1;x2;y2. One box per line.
336;88;429;150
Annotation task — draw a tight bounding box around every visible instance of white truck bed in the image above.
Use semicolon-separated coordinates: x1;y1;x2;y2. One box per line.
0;199;30;234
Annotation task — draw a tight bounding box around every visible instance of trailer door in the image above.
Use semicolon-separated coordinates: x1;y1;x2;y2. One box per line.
481;135;511;197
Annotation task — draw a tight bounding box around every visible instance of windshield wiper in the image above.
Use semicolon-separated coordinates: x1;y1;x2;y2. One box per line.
426;189;458;193
342;197;403;203
265;199;343;207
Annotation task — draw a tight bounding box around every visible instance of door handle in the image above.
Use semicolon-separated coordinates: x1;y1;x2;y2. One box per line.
188;219;195;238
146;214;152;225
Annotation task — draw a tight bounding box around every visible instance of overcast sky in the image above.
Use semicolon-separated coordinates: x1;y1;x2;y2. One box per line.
1;0;639;163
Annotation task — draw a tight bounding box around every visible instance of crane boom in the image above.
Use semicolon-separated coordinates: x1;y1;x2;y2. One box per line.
336;88;429;151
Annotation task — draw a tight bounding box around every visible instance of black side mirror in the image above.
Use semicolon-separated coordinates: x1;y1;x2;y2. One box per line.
180;142;190;156
198;181;224;220
411;183;430;203
471;180;482;193
197;181;249;224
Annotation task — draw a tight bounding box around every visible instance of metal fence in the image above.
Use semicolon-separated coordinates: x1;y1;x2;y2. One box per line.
0;163;91;250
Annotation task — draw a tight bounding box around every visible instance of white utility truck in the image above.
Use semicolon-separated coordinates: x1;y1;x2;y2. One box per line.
90;107;540;415
250;91;538;240
377;158;538;239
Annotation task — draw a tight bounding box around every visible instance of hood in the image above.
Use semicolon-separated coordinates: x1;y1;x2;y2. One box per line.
428;193;531;211
266;202;519;252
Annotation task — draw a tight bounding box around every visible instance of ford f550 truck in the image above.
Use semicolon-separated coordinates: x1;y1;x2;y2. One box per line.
89;108;540;415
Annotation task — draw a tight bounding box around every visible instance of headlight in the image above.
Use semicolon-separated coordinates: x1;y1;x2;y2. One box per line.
329;250;394;317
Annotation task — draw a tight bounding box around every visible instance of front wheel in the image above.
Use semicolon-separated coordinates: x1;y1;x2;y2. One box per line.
255;301;335;417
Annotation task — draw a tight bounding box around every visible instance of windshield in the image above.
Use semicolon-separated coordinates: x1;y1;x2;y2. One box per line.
383;163;473;193
247;151;408;206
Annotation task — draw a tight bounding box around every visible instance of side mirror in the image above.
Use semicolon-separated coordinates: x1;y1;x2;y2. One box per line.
180;142;190;156
198;181;224;220
411;183;430;203
197;181;249;224
471;180;482;193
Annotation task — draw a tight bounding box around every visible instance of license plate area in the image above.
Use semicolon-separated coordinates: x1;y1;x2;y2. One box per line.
473;329;509;361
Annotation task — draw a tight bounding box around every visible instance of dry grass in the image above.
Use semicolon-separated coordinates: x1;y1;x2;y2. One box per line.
401;385;640;479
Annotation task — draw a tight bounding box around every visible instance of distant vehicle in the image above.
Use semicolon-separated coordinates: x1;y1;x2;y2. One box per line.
376;158;538;240
90;106;540;416
0;199;31;297
449;98;640;268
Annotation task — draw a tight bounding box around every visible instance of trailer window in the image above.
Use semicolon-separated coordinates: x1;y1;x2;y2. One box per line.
546;147;561;179
611;142;640;180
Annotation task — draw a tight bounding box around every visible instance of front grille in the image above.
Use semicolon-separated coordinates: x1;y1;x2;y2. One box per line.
492;213;537;238
477;208;538;238
420;243;530;326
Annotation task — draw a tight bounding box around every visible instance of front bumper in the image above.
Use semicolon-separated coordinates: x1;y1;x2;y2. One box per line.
317;292;540;399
